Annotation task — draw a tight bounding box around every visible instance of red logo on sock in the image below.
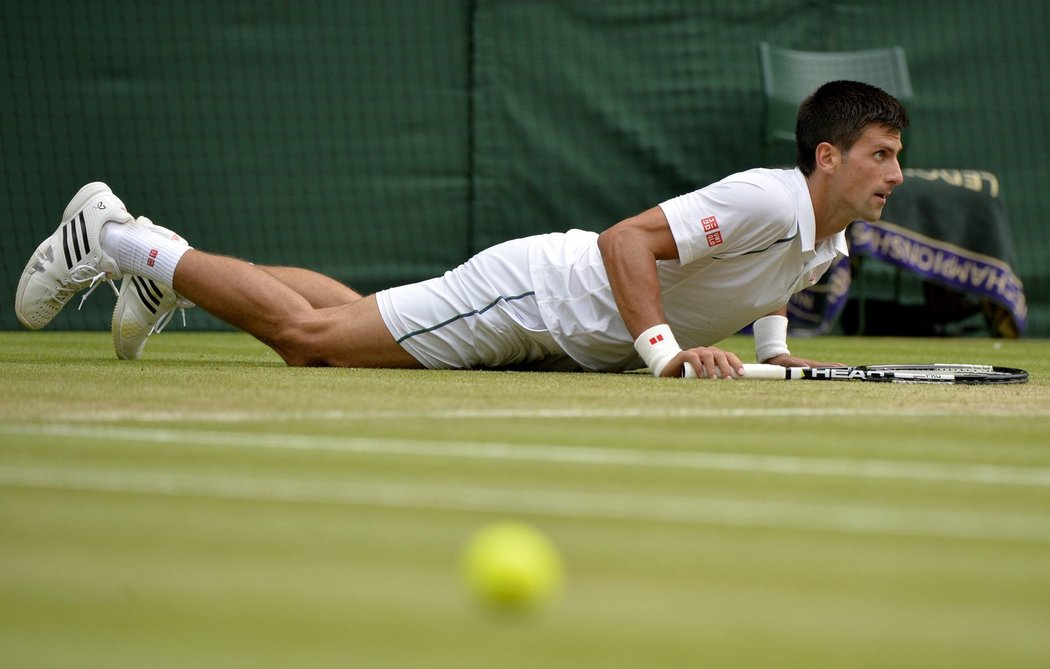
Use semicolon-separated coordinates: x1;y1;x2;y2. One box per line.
147;248;159;267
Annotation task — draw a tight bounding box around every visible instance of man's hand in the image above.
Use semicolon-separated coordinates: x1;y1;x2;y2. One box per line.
762;353;844;368
666;346;745;379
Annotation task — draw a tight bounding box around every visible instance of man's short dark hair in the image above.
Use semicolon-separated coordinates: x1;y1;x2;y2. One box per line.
795;80;909;176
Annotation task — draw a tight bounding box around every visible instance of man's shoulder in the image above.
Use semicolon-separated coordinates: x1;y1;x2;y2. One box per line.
708;167;803;220
718;167;804;193
665;167;798;207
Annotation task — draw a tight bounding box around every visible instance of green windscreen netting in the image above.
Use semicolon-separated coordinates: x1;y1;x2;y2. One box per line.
3;1;1048;334
1;1;472;331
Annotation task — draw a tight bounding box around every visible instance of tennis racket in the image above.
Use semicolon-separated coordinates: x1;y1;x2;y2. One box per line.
740;363;1029;385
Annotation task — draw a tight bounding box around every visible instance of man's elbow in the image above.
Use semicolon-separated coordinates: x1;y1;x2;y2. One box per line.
597;221;633;261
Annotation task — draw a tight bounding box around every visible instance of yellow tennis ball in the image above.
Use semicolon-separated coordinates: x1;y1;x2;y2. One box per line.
461;522;564;612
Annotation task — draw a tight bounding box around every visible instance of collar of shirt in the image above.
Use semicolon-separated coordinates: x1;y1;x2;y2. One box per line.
790;168;850;257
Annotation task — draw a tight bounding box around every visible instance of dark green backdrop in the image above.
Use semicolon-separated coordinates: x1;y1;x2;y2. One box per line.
3;1;1047;334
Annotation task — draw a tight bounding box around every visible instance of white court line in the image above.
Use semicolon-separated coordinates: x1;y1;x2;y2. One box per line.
33;405;1048;422
2;422;1049;488
2;465;1049;544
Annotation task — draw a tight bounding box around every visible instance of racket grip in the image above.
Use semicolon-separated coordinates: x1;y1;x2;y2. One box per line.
740;363;793;379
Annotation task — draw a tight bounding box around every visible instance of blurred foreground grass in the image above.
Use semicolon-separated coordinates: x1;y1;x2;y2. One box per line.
1;332;1048;669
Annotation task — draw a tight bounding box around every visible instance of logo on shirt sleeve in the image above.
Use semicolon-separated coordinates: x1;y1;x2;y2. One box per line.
700;216;723;247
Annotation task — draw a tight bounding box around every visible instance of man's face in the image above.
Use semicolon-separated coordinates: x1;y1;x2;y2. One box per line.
835;124;905;223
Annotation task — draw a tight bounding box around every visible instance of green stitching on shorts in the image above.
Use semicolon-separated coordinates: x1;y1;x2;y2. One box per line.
396;291;537;343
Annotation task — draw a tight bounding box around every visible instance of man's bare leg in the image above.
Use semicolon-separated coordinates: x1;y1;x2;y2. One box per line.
258;266;362;308
172;250;422;368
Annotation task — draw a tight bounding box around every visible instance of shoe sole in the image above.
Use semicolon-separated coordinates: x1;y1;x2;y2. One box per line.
111;280;151;360
112;275;174;361
14;236;59;329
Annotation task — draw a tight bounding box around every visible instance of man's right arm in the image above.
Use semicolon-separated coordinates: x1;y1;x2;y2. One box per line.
597;207;743;379
596;207;677;339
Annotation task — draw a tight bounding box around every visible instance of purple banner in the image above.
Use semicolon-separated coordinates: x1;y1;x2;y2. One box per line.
849;220;1027;335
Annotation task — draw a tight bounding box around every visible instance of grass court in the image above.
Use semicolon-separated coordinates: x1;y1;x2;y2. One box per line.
2;332;1048;668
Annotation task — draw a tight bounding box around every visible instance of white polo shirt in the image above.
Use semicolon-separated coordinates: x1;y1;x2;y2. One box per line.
529;167;848;371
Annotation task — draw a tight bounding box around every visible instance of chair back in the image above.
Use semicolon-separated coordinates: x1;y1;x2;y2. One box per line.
758;42;913;163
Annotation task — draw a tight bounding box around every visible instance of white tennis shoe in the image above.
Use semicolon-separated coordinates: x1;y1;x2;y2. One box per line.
15;182;134;330
111;217;195;360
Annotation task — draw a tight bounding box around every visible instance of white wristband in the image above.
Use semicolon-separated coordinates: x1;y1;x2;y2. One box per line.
634;324;682;377
753;315;790;362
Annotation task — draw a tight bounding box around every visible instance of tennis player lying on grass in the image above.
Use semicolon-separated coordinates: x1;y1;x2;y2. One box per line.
16;80;906;379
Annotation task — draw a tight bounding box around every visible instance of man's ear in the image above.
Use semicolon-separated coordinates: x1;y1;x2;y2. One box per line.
814;142;839;172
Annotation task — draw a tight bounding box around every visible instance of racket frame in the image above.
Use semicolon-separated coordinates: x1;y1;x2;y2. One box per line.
740;363;1028;384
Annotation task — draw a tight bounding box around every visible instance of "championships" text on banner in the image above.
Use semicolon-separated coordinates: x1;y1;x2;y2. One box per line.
850;219;1027;334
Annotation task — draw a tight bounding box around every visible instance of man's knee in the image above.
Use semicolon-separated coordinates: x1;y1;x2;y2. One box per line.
268;316;333;367
267;298;420;369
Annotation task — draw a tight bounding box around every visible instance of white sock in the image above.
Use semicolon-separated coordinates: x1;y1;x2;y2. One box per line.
101;222;192;286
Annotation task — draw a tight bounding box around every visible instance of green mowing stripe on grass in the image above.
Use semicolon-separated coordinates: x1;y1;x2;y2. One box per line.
4;466;1050;544
1;332;1048;669
3;423;1050;487
12;405;1050;421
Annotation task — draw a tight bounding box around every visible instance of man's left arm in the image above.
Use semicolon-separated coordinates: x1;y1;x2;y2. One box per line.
754;307;843;368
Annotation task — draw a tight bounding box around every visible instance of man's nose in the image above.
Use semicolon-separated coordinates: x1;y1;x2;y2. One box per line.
889;159;904;185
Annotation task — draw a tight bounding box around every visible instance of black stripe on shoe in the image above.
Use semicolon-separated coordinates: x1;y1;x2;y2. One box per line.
70;217;82;261
142;279;164;304
59;212;91;270
79;211;90;254
62;222;74;269
131;277;160;314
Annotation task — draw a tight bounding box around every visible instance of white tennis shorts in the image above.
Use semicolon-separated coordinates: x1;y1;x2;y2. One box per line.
376;236;576;370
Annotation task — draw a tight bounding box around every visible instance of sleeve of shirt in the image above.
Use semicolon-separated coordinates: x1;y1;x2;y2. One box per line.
658;170;798;265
